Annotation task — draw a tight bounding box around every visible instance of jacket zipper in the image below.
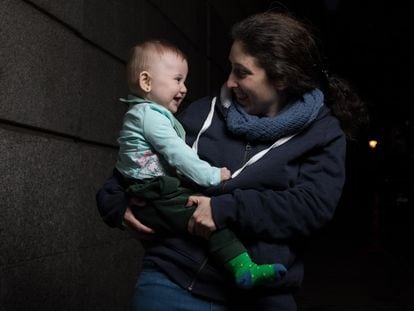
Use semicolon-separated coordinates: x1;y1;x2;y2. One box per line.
187;257;209;291
222;142;251;193
243;142;251;163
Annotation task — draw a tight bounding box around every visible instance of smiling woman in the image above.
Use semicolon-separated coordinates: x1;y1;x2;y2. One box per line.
97;11;368;311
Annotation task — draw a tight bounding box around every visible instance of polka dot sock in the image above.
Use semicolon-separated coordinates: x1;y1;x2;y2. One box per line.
225;252;287;289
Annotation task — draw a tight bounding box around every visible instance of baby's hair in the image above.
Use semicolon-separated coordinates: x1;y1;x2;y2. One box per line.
127;39;187;95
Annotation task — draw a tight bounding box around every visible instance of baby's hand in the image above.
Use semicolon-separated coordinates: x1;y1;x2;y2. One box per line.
220;167;231;181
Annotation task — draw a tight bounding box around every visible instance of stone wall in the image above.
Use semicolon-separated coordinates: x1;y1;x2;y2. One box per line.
0;1;261;310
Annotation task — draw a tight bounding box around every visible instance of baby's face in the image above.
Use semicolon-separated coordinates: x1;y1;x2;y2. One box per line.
147;52;188;114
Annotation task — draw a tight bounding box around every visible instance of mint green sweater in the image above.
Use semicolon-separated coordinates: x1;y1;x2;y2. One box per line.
115;96;221;186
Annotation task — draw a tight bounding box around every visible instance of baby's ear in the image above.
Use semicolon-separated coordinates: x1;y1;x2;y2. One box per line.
139;71;152;93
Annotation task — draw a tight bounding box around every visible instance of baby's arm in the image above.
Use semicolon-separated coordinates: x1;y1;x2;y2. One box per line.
143;106;226;186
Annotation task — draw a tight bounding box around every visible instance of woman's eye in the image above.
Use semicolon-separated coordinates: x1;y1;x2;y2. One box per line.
234;68;247;78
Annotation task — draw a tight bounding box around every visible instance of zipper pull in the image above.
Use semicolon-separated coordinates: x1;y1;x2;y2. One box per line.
243;142;251;163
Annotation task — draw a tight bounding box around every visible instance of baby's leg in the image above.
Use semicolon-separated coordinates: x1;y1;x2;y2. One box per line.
209;229;287;289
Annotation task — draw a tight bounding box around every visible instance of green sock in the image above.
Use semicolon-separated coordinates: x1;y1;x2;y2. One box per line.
224;252;287;289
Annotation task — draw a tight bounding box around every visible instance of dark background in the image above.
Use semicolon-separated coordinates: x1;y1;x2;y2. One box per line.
248;0;414;248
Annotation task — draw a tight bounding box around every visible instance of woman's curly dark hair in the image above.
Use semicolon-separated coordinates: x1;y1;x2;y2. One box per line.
231;11;369;140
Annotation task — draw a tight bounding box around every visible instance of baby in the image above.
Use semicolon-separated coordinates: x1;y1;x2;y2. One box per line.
115;39;286;289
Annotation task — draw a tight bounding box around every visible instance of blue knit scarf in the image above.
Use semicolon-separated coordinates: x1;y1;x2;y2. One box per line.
226;88;324;141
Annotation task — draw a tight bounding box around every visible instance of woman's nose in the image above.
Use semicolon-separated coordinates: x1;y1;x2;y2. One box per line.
226;73;237;88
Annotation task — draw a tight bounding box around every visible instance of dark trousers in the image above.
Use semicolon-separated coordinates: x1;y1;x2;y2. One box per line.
126;176;246;263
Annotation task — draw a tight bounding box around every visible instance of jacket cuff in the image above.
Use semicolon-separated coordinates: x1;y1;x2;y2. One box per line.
96;169;128;229
108;194;128;229
211;194;238;230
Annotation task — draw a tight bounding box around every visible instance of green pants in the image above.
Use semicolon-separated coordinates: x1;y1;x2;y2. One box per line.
126;176;246;263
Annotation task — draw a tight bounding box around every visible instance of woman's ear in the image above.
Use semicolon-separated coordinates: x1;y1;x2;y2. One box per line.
139;71;152;93
275;81;286;91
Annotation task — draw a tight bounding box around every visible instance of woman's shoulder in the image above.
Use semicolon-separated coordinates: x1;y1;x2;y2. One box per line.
177;95;216;120
306;105;345;143
185;95;216;111
316;105;342;128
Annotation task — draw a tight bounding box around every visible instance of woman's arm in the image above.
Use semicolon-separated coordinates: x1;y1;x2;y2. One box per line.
96;169;154;234
211;131;346;240
96;169;128;229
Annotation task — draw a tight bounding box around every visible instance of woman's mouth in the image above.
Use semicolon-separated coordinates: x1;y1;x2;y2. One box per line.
233;90;248;102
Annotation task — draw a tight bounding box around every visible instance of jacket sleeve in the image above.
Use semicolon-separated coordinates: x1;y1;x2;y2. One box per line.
211;128;346;240
143;106;221;187
96;169;128;229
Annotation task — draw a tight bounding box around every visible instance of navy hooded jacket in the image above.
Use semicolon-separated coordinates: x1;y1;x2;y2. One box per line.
96;92;346;302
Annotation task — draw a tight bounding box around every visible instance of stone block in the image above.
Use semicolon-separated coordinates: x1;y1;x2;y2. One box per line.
0;242;142;311
185;48;209;101
83;0;147;61
0;127;134;267
25;0;84;32
209;0;248;29
207;6;232;71
78;46;127;146
0;0;83;135
0;0;128;146
83;0;201;62
149;0;208;51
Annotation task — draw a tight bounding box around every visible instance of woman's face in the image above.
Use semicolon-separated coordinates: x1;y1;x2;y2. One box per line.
226;40;281;117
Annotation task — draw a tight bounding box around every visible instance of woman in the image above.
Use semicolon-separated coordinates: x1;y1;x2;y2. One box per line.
97;11;368;310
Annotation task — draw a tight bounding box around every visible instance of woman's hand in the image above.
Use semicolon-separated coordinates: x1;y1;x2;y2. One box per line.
123;198;155;239
123;207;154;233
186;196;216;239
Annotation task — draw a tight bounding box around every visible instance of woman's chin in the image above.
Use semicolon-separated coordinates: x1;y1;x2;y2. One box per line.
235;97;248;107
